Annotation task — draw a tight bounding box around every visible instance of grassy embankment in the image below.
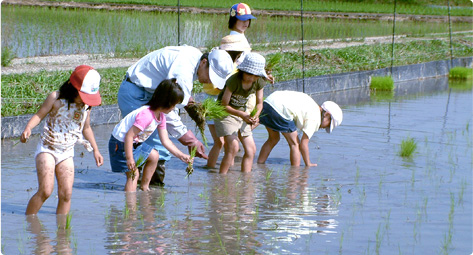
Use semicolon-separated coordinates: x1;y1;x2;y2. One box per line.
2;38;472;117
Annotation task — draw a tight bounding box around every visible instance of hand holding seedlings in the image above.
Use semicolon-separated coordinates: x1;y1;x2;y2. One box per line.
186;147;197;178
185;98;228;147
128;155;146;181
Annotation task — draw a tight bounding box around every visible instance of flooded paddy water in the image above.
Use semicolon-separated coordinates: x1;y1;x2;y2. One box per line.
1;77;472;254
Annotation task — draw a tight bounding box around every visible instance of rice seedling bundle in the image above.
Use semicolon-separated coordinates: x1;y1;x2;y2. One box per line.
185;98;228;146
370;76;394;91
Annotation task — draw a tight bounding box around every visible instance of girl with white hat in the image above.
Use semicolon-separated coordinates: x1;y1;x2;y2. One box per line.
214;52;268;174
257;91;343;167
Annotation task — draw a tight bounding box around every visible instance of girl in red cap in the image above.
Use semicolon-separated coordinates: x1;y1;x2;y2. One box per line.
21;65;104;215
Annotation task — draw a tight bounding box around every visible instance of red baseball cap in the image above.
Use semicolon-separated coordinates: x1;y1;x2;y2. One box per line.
70;65;102;106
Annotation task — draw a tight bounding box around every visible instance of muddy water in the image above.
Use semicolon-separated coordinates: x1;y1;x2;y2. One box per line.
1;77;472;254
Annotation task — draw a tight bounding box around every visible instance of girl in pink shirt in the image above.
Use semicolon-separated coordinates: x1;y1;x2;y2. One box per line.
109;79;191;192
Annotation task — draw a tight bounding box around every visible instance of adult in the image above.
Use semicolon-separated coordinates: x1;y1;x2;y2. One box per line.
118;45;234;184
256;91;343;167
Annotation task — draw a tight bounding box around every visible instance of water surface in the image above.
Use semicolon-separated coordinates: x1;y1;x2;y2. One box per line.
1;77;472;254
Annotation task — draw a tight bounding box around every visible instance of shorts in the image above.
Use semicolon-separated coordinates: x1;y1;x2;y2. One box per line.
34;142;74;165
260;102;297;133
108;135;155;173
214;114;252;138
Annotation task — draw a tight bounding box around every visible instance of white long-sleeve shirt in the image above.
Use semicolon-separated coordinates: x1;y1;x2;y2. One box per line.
125;45;202;138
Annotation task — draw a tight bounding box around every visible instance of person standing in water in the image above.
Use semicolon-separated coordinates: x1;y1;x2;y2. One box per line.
21;65;104;215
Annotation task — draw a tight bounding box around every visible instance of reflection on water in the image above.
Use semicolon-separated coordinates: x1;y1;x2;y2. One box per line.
26;215;73;255
2;77;472;254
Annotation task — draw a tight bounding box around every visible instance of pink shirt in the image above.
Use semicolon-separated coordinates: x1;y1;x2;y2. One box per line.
112;106;166;143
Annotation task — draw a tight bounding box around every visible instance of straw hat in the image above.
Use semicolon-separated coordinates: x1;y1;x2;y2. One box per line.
219;34;251;52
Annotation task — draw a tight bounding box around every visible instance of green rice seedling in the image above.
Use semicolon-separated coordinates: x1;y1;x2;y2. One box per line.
130;155;146;181
265;168;273;182
399;137;417;158
1;46;16;67
265;52;282;75
185;98;228;146
370;76;394;91
185;146;197;178
65;213;73;230
123;203;130;219
214;228;227;255
449;67;473;80
156;191;165;209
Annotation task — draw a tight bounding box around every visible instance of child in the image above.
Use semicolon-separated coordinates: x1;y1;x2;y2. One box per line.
205;34;252;168
214;52;268;174
21;65;104;215
228;2;256;66
256;91;343;167
109;79;191;192
228;3;256;36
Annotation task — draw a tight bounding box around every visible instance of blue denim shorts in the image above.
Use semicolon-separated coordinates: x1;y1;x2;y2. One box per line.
108;135;154;173
259;102;297;133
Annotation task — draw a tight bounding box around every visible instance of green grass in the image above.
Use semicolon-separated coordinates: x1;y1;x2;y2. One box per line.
3;37;473;116
42;0;473;16
449;66;473;79
1;67;126;116
370;76;395;91
1;46;16;67
399;137;418;157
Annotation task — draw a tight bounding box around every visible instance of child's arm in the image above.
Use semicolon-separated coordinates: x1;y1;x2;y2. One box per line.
300;132;317;167
124;126;142;171
251;89;264;119
158;128;191;164
82;111;104;167
21;91;58;143
220;87;252;124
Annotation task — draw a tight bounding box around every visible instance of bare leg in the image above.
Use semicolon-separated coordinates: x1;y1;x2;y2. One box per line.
140;150;159;191
26;153;56;215
281;131;301;166
257;127;280;164
206;124;224;168
55;157;75;215
239;133;256;173
219;135;239;174
125;169;140;192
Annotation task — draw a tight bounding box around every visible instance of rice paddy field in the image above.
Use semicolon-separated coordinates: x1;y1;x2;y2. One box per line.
1;77;472;254
1;1;473;254
2;5;472;58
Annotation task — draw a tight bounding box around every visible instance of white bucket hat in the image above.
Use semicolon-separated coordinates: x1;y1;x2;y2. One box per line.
237;52;268;79
321;101;343;133
208;49;234;90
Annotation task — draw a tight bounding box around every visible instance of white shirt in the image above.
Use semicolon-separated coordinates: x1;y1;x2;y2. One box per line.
126;45;202;138
264;91;321;138
126;45;202;107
